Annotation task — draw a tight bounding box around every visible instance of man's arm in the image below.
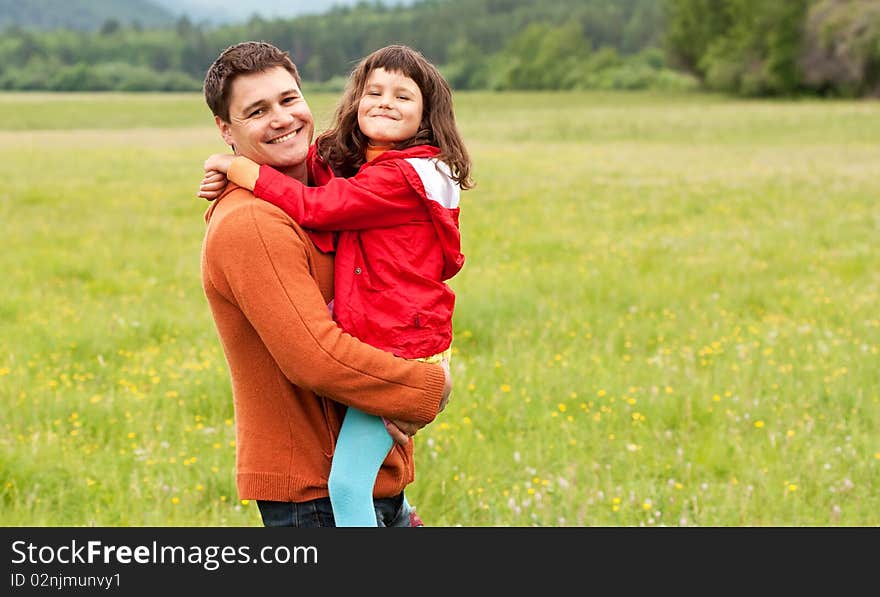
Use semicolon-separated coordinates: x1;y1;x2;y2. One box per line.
385;358;451;442
203;194;446;424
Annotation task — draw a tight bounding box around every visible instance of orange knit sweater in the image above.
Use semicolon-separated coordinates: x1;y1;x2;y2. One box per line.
201;184;446;502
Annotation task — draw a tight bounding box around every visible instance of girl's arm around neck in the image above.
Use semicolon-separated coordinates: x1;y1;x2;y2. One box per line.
252;160;428;231
227;156;260;191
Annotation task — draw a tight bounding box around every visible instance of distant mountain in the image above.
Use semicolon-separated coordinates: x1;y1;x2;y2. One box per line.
0;0;419;31
151;0;418;26
0;0;175;31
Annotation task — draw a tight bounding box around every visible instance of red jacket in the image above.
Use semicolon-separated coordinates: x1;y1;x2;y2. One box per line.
254;144;464;359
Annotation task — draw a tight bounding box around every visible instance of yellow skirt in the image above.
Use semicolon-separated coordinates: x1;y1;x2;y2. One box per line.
414;346;452;364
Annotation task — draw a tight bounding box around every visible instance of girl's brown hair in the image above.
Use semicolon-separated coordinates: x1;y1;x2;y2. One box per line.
315;44;473;189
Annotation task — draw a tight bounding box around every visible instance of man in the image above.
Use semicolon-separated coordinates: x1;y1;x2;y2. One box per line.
200;41;451;527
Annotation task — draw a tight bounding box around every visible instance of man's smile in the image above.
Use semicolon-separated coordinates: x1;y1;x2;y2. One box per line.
267;128;302;144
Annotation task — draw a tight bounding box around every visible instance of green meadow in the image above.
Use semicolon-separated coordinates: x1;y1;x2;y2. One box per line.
1;90;878;526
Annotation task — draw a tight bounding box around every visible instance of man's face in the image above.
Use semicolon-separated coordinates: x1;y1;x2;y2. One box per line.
215;66;313;178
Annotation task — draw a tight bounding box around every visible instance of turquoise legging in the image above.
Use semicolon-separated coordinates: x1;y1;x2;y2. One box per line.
328;406;410;526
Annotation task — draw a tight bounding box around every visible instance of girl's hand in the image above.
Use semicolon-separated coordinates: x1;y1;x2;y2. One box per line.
204;153;235;174
198;170;228;201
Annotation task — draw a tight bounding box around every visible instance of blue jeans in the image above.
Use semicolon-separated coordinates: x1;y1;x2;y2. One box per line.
257;492;417;527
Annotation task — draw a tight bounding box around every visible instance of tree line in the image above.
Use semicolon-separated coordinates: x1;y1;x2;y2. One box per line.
666;0;880;97
1;0;877;96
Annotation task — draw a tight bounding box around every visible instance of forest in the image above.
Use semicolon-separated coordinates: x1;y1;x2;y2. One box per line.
1;0;878;97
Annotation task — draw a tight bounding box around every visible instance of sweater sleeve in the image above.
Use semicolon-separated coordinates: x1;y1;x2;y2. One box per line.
203;197;445;423
254;162;427;230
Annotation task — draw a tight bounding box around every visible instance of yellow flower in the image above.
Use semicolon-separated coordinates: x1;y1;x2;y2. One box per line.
754;420;765;428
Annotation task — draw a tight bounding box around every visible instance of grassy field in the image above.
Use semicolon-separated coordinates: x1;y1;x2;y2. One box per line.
1;90;878;526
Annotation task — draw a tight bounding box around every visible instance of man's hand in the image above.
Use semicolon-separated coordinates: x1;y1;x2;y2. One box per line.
383;417;423;446
383;359;453;446
439;357;452;413
198;170;228;201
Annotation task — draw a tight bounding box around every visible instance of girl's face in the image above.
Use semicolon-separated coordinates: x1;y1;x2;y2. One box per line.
357;67;424;146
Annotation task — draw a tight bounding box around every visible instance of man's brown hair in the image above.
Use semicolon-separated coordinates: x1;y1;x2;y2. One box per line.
203;41;301;122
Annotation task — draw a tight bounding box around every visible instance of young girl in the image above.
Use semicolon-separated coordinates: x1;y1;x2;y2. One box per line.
200;44;473;526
